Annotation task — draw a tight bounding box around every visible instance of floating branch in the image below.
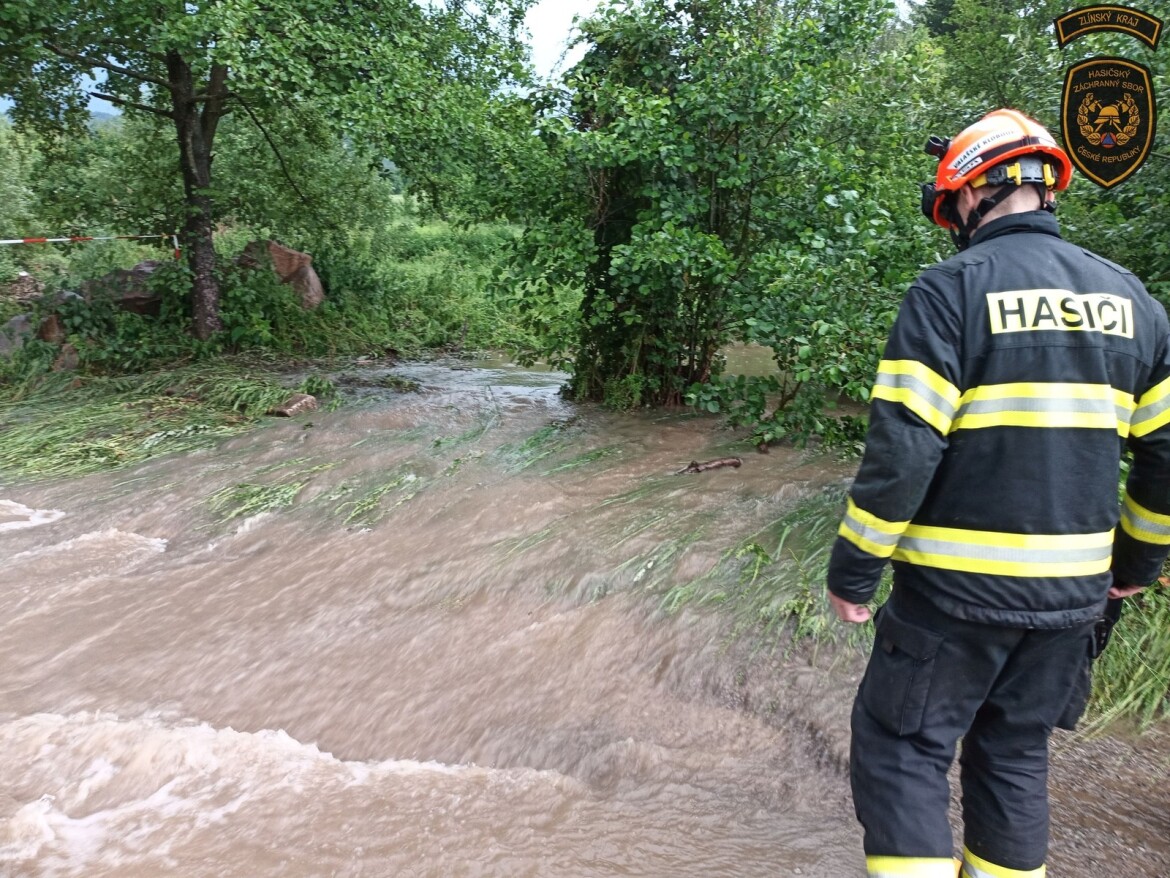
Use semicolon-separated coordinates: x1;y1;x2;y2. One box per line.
676;457;743;475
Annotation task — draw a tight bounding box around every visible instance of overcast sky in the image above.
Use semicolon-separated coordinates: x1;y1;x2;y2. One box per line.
525;0;601;80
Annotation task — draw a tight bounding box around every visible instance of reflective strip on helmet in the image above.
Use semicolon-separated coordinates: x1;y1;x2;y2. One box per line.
951;134;1049;180
838;497;911;559
871;360;961;435
1120;493;1170;545
951;382;1134;436
893;526;1113;577
867;856;960;877
961;847;1045;877
1130;374;1170;437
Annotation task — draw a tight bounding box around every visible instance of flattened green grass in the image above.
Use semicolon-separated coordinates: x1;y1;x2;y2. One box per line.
0;362;306;481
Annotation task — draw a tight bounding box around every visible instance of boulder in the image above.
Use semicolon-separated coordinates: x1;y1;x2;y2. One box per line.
36;313;66;345
1;272;44;304
0;314;33;356
267;393;319;417
51;343;80;372
240;240;325;310
80;261;164;316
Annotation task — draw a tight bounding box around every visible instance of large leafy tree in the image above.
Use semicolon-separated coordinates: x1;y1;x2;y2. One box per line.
0;0;531;339
506;0;900;411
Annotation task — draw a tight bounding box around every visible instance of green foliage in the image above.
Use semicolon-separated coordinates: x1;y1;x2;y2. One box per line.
1090;584;1170;729
309;220;531;356
0;0;536;336
0;118;42;280
28;115;182;240
506;0;943;442
932;0;1065;113
40;260;201;374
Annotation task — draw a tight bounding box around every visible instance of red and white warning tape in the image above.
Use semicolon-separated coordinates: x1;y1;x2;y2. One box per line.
0;233;182;260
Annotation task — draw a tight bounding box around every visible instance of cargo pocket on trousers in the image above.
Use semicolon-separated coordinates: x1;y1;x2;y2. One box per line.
860;602;945;737
1055;639;1093;731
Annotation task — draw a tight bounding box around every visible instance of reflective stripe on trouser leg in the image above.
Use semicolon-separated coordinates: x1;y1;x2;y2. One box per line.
867;855;961;876
961;847;1045;877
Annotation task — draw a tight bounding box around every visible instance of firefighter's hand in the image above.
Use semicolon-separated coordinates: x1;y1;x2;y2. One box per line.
1108;582;1145;599
829;591;872;624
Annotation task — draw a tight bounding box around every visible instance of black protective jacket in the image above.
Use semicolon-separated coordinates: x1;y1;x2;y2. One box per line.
828;211;1170;628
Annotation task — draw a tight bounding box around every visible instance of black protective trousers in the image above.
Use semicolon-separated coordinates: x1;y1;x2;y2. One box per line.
849;584;1096;870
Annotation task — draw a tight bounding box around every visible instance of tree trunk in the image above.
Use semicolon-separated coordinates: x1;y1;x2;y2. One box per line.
166;52;226;340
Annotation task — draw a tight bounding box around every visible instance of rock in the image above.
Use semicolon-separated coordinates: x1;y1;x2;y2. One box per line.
51;343;80;372
1;272;44;304
267;393;318;417
36;313;66;345
240;240;325;310
81;261;163;316
0;314;33;356
287;262;325;310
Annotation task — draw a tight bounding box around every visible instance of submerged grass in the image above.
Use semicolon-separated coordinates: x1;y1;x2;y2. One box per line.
495;420;579;472
209;481;308;520
207;462;336;521
0;360;307;482
328;469;422;527
541;445;621;475
658;486;883;653
671;485;1165;727
432;416;497;452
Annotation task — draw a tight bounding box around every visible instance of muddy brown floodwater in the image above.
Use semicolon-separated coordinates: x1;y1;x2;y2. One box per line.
1;359;1167;877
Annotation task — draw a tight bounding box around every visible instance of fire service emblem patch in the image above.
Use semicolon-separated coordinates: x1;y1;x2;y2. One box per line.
1061;57;1156;188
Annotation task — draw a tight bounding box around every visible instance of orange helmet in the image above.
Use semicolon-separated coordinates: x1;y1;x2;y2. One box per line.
921;109;1074;232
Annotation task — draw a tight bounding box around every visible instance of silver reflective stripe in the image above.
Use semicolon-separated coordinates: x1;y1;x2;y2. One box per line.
1121;497;1170;543
1133;392;1170;431
897;535;1109;565
956;395;1118;418
874;372;959;422
842;507;901;551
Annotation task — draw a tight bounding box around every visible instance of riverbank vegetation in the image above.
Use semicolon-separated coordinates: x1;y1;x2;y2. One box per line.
3;0;1169;728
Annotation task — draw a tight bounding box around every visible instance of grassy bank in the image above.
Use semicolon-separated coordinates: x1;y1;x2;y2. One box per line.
0;358;335;481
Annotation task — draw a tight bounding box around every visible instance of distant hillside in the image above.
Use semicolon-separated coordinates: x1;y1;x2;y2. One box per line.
0;101;121;123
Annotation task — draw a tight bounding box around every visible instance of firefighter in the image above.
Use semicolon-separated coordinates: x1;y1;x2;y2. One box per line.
827;108;1170;877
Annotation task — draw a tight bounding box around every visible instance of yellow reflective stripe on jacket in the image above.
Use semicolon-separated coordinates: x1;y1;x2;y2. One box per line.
1131;374;1170;437
950;382;1134;436
867;855;959;877
838;498;911;559
870;359;961;435
892;526;1114;577
1120;493;1170;545
961;847;1044;877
